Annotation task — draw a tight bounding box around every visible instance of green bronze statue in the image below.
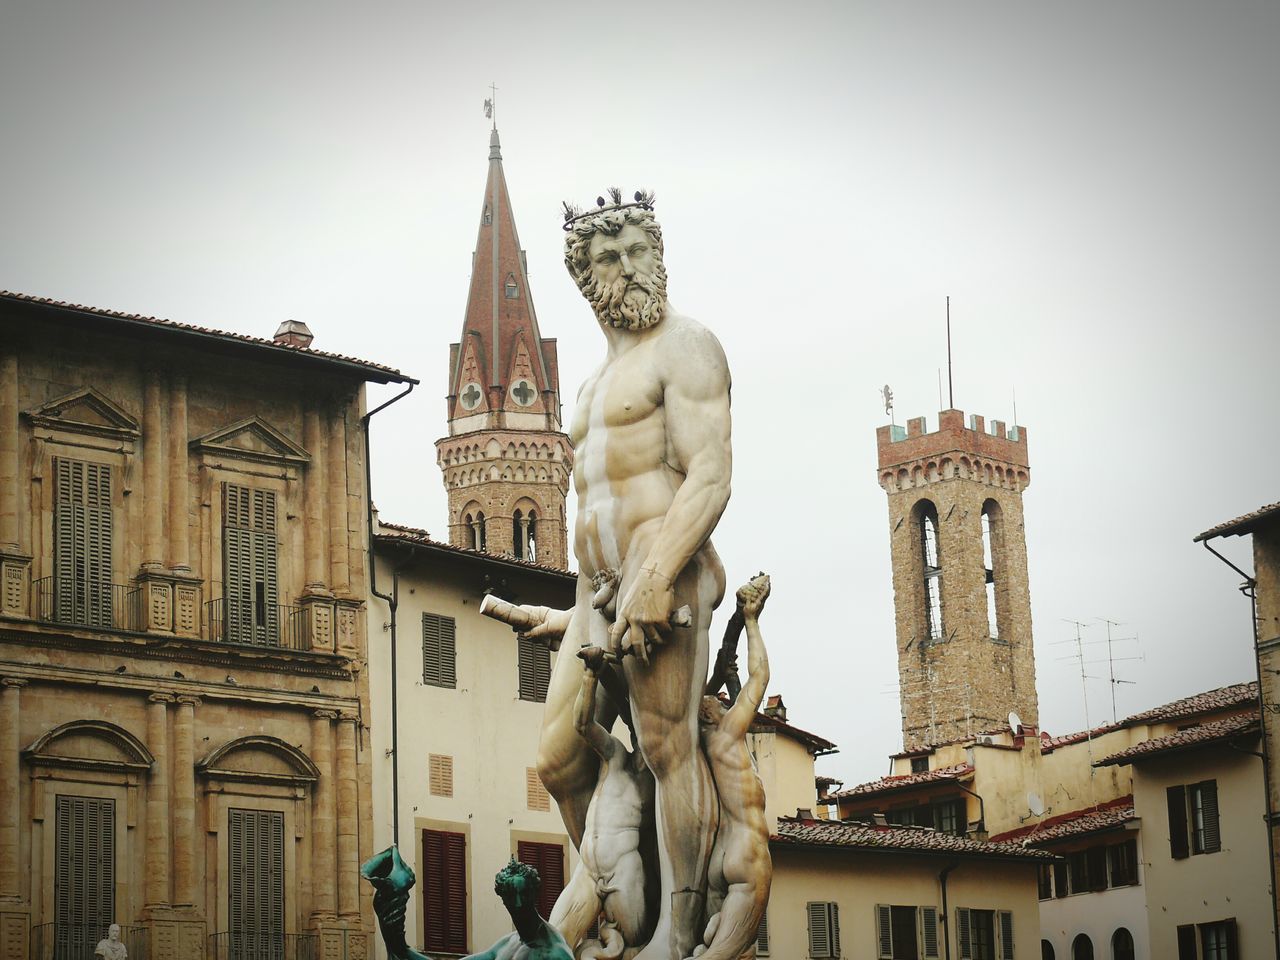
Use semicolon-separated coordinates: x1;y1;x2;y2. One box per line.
361;847;573;960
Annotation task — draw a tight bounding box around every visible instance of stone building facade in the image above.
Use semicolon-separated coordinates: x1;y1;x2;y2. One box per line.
877;408;1039;749
0;291;412;960
434;128;572;570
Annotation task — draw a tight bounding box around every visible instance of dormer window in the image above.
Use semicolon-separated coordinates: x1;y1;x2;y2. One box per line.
504;273;519;299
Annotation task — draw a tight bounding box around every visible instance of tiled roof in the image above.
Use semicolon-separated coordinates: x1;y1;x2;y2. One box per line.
0;290;412;383
990;797;1135;845
1196;502;1280;541
374;527;577;580
831;764;974;801
1095;713;1260;767
774;818;1055;862
1118;682;1257;727
751;713;838;756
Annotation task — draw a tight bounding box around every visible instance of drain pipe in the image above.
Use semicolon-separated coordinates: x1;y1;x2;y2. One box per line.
361;379;415;847
1199;536;1279;960
939;862;957;960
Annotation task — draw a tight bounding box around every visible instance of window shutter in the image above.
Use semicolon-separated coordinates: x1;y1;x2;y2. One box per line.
755;906;770;956
1167;785;1189;859
1199;780;1221;853
829;902;840;957
1176;924;1197;960
956;907;972;960
55;794;116;942
998;910;1014;960
1087;846;1109;891
428;755;454;797
1225;917;1239;960
84;461;113;626
227;808;285;956
518;637;552;702
53;458;114;626
516;840;565;921
422;613;457;687
1053;859;1068;898
807;901;831;958
423;829;467;953
253;488;279;643
921;906;940;959
223;484;278;644
875;904;893;958
526;767;551;812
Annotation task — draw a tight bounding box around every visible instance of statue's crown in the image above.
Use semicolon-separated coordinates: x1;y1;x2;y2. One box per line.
562;187;655;231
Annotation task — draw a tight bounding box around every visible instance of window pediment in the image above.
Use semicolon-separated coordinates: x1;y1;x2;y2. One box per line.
191;416;310;467
198;735;319;786
23;719;154;773
25;387;141;443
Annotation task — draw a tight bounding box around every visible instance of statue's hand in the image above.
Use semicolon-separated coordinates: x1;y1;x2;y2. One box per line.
577;644;607;674
609;569;675;663
735;574;771;620
522;608;573;651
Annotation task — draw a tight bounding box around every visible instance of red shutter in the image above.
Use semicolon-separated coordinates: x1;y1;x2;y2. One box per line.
1167;785;1189;860
516;841;565;920
423;829;467;953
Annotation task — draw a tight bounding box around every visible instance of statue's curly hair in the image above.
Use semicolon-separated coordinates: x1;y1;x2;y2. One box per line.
563;207;664;294
494;857;541;895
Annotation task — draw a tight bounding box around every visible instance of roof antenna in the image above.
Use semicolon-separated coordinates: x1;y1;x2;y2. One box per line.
484;82;497;129
946;295;954;409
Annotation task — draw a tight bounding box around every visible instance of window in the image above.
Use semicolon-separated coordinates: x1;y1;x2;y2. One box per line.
1086;846;1108;892
756;907;770;956
504;272;519;299
910;756;930;774
956;908;1012;960
228;808;285;960
1043;942;1056;960
1169;781;1220;859
1177;926;1197;960
428;755;453;797
875;904;940;959
933;799;963;836
513;509;537;561
467;512;487;552
515;841;565;921
1037;863;1053;900
1199;920;1238;960
1111;928;1135;960
1108;839;1138;886
51;457;115;627
526;767;550;812
807;901;840;958
919;502;943;641
422;613;457;688
1067;850;1091;893
422;829;467;953
222;483;279;645
1072;934;1094;960
55;795;115;952
1053;859;1068;898
981;504;1000;639
518;636;551;702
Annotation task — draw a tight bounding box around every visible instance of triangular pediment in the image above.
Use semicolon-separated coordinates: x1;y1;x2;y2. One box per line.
191;416;310;465
25;387;140;440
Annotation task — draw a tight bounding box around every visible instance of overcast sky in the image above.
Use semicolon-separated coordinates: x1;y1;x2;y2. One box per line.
2;0;1277;786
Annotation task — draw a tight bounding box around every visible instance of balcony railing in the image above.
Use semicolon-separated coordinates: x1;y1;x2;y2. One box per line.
205;598;308;650
208;931;318;960
30;922;149;960
33;576;141;632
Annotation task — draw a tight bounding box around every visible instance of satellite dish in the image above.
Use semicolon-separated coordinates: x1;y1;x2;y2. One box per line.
1008;710;1023;733
1027;791;1046;817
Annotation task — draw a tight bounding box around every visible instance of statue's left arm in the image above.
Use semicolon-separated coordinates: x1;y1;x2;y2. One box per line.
611;324;731;651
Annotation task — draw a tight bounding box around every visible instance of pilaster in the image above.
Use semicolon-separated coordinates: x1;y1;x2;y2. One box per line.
172;695;199;908
142;369;165;569
167;373;190;572
0;679;26;900
144;694;173;910
335;713;360;919
310;710;337;922
303;409;328;592
0;351;19;553
327;408;349;594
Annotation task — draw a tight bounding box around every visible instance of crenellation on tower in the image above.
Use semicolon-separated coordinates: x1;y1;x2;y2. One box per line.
878;406;1039;750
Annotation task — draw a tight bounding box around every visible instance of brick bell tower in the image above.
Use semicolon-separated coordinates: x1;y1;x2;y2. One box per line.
435;127;572;569
876;408;1039;749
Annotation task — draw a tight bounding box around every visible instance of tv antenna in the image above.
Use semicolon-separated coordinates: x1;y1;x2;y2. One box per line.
1097;618;1141;723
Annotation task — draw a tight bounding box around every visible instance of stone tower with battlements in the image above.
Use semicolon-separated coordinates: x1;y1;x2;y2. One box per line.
435;128;572;569
876;408;1039;749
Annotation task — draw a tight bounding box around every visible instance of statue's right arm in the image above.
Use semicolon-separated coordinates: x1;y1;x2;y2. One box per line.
723;608;769;740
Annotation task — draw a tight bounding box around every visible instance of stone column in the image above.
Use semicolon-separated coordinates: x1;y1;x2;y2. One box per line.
335;714;360;919
144;694;173;908
143;371;165;569
303;410;327;591
310;711;337;920
0;679;26;899
172;695;199;907
326;409;349;594
0;353;18;552
167;375;190;572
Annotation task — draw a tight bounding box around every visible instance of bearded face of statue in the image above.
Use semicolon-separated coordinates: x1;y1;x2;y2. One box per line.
580;222;668;331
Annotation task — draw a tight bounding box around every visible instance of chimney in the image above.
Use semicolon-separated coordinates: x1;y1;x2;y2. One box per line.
763;694;787;723
273;319;314;348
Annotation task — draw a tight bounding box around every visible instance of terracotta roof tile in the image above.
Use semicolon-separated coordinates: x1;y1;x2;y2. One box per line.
374;527;577;580
1;290;412;383
1095;713;1260;767
990;797;1135;845
1117;682;1257;727
774;818;1054;861
831;764;974;801
751;713;838;756
1196;502;1280;541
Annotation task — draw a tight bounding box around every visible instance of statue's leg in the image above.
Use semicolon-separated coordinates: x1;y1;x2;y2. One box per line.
538;579;613;846
551;859;602;950
606;848;653;947
626;550;724;960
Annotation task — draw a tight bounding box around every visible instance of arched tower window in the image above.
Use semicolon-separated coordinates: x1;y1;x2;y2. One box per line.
917;500;943;641
472;512;487;552
512;508;538;562
981;501;1002;639
1110;928;1134;960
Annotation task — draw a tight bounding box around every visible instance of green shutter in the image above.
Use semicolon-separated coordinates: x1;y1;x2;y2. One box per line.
1167;785;1190;859
921;905;940;958
223;484;279;644
998;910;1014;960
807;901;831;958
423;613;457;688
55;794;115;948
518;637;550;702
876;904;893;958
228;808;285;959
829;902;840;957
53;458;114;627
956;907;972;960
1199;780;1221;853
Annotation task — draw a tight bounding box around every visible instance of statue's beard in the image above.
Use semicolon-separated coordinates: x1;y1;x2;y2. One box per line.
587;264;668;331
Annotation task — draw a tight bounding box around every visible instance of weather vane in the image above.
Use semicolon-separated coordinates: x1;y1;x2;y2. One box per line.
882;384;894;424
484;82;497;128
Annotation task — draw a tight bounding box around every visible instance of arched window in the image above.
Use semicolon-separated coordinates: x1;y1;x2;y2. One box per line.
473;512;487;552
981;501;1001;639
917;501;943;641
1042;942;1056;960
464;512;475;549
1072;934;1094;960
1110;928;1134;960
512;509;538;562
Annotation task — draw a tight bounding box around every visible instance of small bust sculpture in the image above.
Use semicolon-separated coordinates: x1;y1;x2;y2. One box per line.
95;923;127;960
